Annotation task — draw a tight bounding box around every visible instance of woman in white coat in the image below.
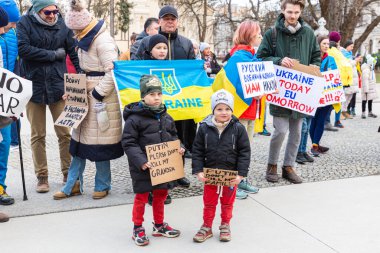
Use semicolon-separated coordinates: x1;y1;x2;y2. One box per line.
361;55;378;119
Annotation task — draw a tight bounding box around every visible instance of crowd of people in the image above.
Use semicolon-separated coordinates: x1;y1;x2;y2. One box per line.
0;0;378;247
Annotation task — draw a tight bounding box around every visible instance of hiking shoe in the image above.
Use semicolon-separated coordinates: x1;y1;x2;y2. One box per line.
219;223;231;242
92;191;109;199
238;180;259;194
342;111;353;119
334;121;344;128
177;177;190;188
266;164;279;183
282;166;302;184
303;152;314;162
311;146;320;157
318;145;329;153
324;123;338;132
193;226;213;243
152;222;180;238
296;152;308;164
36;176;49;193
0;186;15;205
164;194;172;205
0;212;9;223
368;112;377;118
258;128;271;136
235;189;248;199
53;181;81;200
362;114;366;119
132;227;149;246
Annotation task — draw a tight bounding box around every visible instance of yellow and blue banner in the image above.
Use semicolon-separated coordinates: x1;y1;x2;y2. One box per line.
113;60;213;121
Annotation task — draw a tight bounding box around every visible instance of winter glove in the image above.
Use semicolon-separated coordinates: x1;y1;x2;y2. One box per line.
54;48;66;61
94;102;110;132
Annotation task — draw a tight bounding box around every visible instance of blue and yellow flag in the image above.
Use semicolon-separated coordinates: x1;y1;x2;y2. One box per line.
113;60;213;121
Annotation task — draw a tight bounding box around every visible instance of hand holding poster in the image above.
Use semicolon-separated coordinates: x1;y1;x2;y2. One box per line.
319;69;346;106
266;63;325;116
0;67;32;117
203;168;238;187
145;140;185;186
55;74;88;128
237;61;277;98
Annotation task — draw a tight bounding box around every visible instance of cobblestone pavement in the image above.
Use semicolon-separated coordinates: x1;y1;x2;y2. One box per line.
8;103;380;201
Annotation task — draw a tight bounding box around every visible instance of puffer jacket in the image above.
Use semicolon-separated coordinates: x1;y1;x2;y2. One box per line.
361;63;378;101
0;28;18;72
17;9;80;104
192;115;250;177
133;28;195;60
122;102;180;193
69;23;123;162
257;14;320;119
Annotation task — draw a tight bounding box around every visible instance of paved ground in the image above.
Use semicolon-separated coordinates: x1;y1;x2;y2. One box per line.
3;100;380;217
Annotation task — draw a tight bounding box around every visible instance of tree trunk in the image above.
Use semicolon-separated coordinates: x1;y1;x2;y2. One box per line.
353;15;380;54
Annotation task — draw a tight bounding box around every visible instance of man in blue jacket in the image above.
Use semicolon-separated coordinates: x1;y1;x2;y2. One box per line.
17;0;81;193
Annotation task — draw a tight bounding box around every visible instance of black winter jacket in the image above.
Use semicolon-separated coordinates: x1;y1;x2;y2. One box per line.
132;28;195;60
17;10;80;104
130;31;148;60
122;102;180;193
192;115;251;177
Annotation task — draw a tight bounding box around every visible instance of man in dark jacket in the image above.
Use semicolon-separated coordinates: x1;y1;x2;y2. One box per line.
130;17;159;59
17;0;81;193
257;0;320;184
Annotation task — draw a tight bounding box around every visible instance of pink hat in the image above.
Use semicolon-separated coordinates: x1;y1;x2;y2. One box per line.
65;0;93;30
329;31;341;43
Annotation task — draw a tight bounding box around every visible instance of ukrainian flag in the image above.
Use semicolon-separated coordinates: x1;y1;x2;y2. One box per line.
113;60;213;121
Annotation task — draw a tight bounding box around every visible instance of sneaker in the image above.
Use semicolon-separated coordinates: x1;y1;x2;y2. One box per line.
334;121;344;128
311;146;320;157
362;114;366;119
177;177;190;188
352;110;356;116
219;223;231;242
152;222;180;238
193;226;213;243
296;152;308;164
132;227;149;246
303;152;314;162
318;145;329;153
235;189;248;199
0;186;15;205
258;128;271;136
342;111;353;119
324;123;338;132
238;180;259;194
164;194;172;205
368;112;377;118
282;166;302;184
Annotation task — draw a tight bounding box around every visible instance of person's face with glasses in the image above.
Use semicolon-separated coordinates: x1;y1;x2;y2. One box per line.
39;5;59;24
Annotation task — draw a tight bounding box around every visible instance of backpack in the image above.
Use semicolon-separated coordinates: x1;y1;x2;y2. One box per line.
270;26;277;55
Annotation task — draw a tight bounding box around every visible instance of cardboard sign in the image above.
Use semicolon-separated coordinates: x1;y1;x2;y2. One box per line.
203;168;238;187
266;65;325;116
237;61;277;98
55;74;88;129
0;67;33;117
319;69;346;106
291;61;323;77
146;140;184;186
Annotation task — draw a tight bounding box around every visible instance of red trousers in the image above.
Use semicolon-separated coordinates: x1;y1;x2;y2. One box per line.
203;185;237;228
132;189;168;226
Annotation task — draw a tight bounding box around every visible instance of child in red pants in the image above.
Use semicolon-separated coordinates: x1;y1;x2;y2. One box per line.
192;89;251;242
122;75;185;246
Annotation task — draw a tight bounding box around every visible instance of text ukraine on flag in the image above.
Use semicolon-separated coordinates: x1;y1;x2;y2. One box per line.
113;60;213;121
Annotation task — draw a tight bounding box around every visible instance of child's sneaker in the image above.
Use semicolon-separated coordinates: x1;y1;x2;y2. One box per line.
193;226;213;243
152;222;180;238
235;189;248;199
219;223;231;242
132;227;149;246
238;180;259;194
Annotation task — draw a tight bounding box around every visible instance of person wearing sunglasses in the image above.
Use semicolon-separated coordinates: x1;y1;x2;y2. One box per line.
17;0;81;193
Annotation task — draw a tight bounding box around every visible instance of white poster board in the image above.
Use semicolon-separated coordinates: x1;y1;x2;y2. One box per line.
319;69;346;106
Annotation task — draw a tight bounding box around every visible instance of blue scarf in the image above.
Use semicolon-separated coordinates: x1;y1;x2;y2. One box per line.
77;20;104;52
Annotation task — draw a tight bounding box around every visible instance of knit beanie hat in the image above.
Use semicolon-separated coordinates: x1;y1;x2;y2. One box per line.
31;0;57;13
148;34;168;52
200;42;210;52
211;89;234;112
140;75;162;98
0;6;9;27
65;0;93;30
343;39;354;49
329;31;341;43
0;0;20;22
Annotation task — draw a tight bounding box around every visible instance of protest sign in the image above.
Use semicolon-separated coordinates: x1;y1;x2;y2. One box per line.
203;168;238;187
0;67;32;117
266;64;325;116
237;61;277;98
55;74;88;129
146;140;184;186
319;69;346;106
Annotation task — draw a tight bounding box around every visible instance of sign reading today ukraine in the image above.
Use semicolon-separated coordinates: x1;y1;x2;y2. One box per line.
266;66;325;116
113;60;213;121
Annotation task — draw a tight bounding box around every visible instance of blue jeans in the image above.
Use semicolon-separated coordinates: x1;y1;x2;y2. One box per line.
298;118;312;153
325;107;341;124
310;106;331;145
61;156;111;195
0;125;11;189
10;120;20;146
